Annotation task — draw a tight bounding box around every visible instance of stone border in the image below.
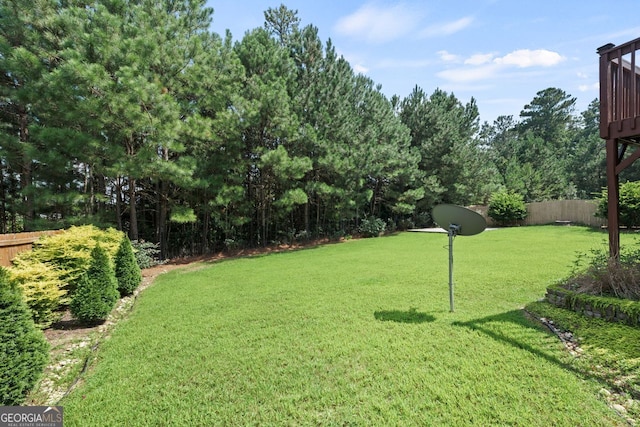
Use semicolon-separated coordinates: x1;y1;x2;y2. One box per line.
545;286;640;326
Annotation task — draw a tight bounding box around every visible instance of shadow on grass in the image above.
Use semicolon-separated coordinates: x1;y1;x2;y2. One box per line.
452;310;582;375
374;308;435;324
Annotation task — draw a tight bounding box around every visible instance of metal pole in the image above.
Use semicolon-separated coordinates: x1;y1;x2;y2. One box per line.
448;229;454;312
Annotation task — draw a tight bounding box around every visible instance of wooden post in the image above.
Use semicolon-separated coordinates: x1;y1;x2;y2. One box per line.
606;138;620;259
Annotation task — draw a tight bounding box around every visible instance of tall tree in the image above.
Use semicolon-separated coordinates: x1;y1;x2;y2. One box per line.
519;87;576;147
516;87;578;200
0;0;62;230
177;30;245;253
399;87;495;209
46;0;214;248
479;115;518;180
235;27;311;245
567;99;606;198
264;4;300;47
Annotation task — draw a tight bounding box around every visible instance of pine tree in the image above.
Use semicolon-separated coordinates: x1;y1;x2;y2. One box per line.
235;27;309;245
399;87;494;208
0;0;62;230
114;237;142;296
0;267;49;405
70;245;118;323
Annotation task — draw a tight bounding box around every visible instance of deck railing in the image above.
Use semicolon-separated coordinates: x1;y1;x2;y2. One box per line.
599;37;640;141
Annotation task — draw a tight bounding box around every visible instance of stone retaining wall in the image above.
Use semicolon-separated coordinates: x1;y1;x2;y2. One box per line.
545;287;640;326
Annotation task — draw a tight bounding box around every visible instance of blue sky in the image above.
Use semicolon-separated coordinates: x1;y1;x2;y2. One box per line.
207;0;640;124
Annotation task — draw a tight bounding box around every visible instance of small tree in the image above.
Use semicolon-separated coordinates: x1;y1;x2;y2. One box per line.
0;267;49;405
70;245;119;323
488;191;527;226
114;237;142;296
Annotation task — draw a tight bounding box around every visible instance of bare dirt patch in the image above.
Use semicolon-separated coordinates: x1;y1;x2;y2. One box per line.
42;262;182;350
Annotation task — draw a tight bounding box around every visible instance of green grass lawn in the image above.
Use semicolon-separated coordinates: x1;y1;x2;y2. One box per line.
61;226;630;425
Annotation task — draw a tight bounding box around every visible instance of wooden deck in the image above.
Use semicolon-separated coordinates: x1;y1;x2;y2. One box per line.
599;37;640;257
599;37;640;142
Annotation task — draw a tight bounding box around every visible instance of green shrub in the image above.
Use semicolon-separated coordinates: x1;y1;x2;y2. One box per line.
596;181;640;227
487;191;527;226
70;245;119;324
8;257;65;328
115;237;142;296
28;225;122;292
131;240;162;269
9;225;124;326
0;267;49;405
358;217;386;238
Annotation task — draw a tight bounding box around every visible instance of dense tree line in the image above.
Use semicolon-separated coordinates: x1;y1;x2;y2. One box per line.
0;1;629;257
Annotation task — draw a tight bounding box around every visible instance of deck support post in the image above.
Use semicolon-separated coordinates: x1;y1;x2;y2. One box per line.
598;39;640;260
606;138;620;259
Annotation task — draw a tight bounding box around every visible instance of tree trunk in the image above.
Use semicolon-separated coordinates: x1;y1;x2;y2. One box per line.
128;177;139;241
157;146;170;258
304;200;309;235
157;180;168;258
18;106;33;230
0;161;6;233
115;177;123;231
201;197;210;253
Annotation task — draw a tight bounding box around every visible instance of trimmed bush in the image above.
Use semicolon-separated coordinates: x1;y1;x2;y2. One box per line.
487;191;527;226
131;240;162;269
596;181;640;228
70;245;119;324
115;237;142;296
9;225;124;326
358;216;386;238
8;256;65;328
27;225;122;292
0;267;49;405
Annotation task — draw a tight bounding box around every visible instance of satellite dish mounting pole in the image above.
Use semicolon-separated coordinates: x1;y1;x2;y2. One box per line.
448;224;459;312
432;204;486;313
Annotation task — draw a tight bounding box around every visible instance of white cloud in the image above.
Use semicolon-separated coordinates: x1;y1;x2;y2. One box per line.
494;49;565;68
334;3;422;43
437;48;566;83
484;97;526;106
420;16;474;38
438;50;461;63
437;64;501;83
465;53;495;66
578;82;599;92
376;58;434;68
353;63;370;74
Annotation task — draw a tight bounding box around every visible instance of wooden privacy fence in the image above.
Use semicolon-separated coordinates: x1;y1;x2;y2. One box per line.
469;200;606;228
0;230;63;267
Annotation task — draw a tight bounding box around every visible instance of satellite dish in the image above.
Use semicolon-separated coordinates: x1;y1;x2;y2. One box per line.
431;204;487;312
432;204;486;236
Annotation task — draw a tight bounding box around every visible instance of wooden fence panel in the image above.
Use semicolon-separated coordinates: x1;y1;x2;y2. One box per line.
524;200;605;227
470;200;606;228
0;230;63;267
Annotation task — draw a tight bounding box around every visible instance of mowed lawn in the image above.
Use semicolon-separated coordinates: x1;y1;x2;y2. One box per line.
61;226;626;425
